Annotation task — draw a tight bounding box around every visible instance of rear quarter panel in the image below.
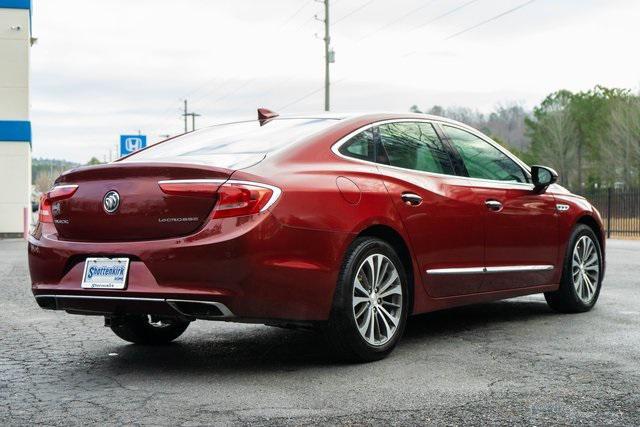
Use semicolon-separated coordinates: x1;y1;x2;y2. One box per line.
234;116;433;314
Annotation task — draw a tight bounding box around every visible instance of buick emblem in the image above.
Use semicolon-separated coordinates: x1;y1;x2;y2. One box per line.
103;191;120;213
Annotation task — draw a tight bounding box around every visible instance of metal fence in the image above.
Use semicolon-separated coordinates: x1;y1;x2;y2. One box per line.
580;188;640;238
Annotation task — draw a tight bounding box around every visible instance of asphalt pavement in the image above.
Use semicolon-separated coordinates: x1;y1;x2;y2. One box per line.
1;238;639;425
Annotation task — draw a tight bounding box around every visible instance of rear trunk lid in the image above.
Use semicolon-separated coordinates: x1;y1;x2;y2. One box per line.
52;162;231;241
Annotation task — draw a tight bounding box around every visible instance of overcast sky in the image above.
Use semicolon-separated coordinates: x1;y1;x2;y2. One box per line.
30;0;639;163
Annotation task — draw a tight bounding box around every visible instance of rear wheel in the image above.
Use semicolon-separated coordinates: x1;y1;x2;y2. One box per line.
109;315;190;344
325;237;408;362
545;224;603;313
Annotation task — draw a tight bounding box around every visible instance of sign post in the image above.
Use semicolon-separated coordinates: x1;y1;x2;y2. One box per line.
119;135;147;158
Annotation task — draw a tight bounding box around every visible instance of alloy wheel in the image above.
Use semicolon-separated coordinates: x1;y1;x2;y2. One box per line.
572;235;600;304
352;253;403;346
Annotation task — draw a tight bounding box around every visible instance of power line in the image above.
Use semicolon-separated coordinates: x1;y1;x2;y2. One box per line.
280;0;540;111
333;0;376;26
356;0;440;41
280;0;314;27
444;0;537;40
278;77;347;111
403;0;537;57
141;2;320;134
412;0;481;31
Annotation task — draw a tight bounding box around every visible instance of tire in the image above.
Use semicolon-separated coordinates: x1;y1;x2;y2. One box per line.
545;224;603;313
325;237;409;362
109;314;190;344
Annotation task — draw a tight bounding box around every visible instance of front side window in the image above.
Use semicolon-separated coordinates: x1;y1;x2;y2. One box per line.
378;122;455;175
443;125;527;183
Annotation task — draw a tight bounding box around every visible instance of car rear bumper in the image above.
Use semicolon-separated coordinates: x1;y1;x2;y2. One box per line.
29;212;352;321
35;294;234;320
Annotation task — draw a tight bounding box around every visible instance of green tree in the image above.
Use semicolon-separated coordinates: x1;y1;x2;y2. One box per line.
86;157;102;165
569;86;630;188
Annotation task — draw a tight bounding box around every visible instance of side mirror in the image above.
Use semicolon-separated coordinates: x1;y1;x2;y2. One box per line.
531;165;558;192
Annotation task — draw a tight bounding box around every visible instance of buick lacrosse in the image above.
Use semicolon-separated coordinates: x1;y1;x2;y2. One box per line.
29;110;605;361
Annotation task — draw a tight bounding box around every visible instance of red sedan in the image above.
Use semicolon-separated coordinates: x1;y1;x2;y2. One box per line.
28;111;605;361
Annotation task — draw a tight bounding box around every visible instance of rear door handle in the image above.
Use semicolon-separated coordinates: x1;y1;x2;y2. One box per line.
485;200;503;211
401;193;423;206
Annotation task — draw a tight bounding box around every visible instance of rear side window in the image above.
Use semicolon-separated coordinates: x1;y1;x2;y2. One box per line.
124;118;337;161
443;125;528;183
378;122;455;175
339;129;375;161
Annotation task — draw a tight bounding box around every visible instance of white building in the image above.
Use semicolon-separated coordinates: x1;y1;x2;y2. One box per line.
0;0;31;237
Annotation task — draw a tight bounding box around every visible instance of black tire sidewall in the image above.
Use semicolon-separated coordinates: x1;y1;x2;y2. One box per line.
110;315;190;344
560;225;604;311
330;237;409;361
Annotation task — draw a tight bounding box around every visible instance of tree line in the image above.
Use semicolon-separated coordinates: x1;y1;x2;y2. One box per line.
411;85;640;191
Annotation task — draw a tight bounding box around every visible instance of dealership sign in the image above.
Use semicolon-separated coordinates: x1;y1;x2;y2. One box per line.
119;135;147;157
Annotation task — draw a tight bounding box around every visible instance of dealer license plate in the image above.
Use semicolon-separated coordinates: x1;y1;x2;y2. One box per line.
81;257;130;290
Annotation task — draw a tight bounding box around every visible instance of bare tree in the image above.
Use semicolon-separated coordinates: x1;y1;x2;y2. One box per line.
487;102;530;150
603;96;640;187
529;107;579;187
34;169;63;193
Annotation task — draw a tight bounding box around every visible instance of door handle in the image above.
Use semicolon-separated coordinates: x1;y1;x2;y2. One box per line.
485;200;503;211
401;193;423;206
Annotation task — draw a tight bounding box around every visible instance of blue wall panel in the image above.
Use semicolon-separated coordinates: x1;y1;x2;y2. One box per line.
0;121;31;142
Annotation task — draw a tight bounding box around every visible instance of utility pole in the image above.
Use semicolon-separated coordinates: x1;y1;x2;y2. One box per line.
189;111;201;132
323;0;330;111
316;0;333;111
183;100;188;133
182;100;201;132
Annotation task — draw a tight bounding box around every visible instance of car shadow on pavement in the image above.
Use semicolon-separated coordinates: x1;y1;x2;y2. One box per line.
404;298;554;339
102;297;555;372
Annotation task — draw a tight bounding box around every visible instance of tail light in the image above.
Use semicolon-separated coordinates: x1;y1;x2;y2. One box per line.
212;182;280;219
39;185;78;223
158;179;281;219
158;179;221;197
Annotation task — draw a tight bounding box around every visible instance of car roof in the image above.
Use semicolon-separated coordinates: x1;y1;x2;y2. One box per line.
275;111;475;130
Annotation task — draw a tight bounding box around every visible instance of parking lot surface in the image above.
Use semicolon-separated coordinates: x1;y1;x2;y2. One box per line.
1;239;639;425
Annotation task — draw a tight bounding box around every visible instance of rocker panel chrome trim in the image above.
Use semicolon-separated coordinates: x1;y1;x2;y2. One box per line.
426;265;554;275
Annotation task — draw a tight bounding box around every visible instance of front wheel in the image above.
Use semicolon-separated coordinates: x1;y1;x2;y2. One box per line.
325;237;409;362
109;315;190;344
545;224;603;313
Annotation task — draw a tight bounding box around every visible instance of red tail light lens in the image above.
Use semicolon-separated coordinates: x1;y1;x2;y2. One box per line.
158;179;221;197
212;182;280;219
157;179;280;219
39;185;78;223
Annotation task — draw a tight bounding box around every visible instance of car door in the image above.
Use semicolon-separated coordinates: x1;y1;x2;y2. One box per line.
440;124;559;291
372;121;486;298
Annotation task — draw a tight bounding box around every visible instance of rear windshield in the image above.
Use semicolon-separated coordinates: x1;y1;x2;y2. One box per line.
123;118;337;162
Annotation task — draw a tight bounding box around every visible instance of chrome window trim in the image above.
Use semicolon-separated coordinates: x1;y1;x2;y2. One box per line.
437;122;532;182
331;119;468;181
157;179;282;212
426;265;554;275
330;117;533;190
